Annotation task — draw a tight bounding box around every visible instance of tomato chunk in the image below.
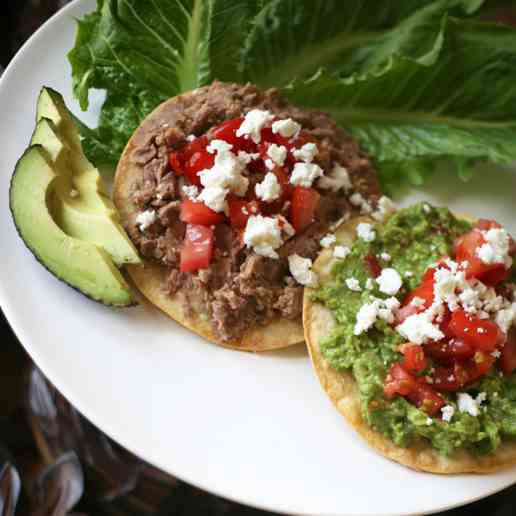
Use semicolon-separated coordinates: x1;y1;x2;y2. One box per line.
168;152;183;175
425;339;475;362
228;199;260;229
401;344;427;374
364;255;382;279
290;187;320;232
384;363;417;398
433;365;465;392
183;150;214;186
396;279;435;323
212;117;257;152
449;309;505;352
500;329;516;375
407;383;445;416
180;199;225;226
180;224;214;273
455;227;509;285
463;351;496;384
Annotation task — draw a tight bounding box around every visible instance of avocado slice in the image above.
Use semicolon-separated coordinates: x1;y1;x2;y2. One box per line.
32;87;141;267
10;146;134;307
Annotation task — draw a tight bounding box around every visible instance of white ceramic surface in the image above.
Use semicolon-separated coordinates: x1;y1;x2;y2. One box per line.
1;2;516;515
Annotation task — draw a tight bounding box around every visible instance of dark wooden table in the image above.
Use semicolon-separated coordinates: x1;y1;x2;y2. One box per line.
1;2;516;515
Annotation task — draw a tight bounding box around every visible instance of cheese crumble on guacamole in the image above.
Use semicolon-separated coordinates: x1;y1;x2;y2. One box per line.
312;203;516;457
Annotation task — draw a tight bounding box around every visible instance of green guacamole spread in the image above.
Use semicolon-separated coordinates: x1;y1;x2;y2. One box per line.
312;203;516;456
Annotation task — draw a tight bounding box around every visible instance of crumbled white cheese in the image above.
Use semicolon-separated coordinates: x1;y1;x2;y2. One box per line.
186;134;196;142
495;302;516;333
207;139;233;154
441;405;455;422
404;271;414;278
69;189;79;198
182;185;199;200
477;228;512;268
292;143;318;163
271;118;301;139
354;301;381;336
135;210;156;232
380;252;391;262
288;254;318;286
346;278;362;292
290;162;324;187
320;234;337;248
372;196;397;221
236;109;274;144
354;297;400;335
266;144;288;167
333;245;351;259
426;418;433;426
457;392;483;417
423;203;432;214
349;192;373;214
237;151;260;165
318;164;352;192
376;268;403;296
197;144;249;212
396;310;444;345
277;215;296;238
243;215;283;259
356;223;376;242
196;186;228;213
255;172;281;203
491;349;502;358
264;158;275;170
365;278;374;290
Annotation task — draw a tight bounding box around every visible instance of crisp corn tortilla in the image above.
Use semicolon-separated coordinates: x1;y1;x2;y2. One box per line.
303;216;516;472
113;89;304;351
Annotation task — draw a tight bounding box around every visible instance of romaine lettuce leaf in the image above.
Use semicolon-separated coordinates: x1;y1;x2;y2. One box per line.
284;19;516;190
69;0;484;167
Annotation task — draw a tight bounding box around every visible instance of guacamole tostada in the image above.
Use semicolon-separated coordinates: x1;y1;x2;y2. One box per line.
304;203;516;472
114;81;387;350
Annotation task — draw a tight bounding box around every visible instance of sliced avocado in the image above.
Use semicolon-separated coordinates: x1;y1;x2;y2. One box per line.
10;146;134;307
31;118;141;267
32;87;141;267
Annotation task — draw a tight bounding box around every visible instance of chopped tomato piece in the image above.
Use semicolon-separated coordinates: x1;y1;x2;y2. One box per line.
463;351;496;384
212;117;257;153
433;365;465;392
182;135;209;159
168;152;183;175
500;329;516;375
290;187;320;232
364;255;382;278
259;166;292;215
425;338;475;362
183;150;214;186
396;279;435;323
228;198;260;229
180;199;225;226
449;309;505;352
407;383;445;416
455;227;509;285
180;224;214;273
384;363;417;398
401;344;427;374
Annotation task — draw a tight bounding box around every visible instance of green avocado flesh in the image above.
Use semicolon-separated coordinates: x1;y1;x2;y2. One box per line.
10;146;134;307
33;88;141;267
312;203;516;456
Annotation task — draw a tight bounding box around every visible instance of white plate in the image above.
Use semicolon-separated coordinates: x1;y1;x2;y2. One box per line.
1;2;516;515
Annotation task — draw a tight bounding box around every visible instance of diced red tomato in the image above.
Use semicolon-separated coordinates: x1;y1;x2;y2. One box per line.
290;187;320;232
433;365;465;392
400;344;427;374
463;351;496;384
396;278;435;323
500;329;516;375
364;255;382;278
180;224;214;273
448;309;505;352
180;199;225;226
212;117;257;153
183;150;214;186
425;338;475;363
407;383;445;416
259;166;292;215
455;227;509;286
384;363;417;398
182;135;209;159
168;152;183;175
228;198;260;229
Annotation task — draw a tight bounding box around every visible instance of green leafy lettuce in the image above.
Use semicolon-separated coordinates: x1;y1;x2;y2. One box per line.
69;0;516;191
